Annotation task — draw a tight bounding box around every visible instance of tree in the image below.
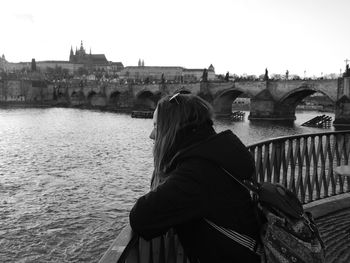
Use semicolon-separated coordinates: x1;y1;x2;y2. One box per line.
271;74;282;80
290;74;301;80
77;67;88;76
62;68;69;78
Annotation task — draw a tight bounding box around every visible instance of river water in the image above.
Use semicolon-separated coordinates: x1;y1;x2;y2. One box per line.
0;108;334;263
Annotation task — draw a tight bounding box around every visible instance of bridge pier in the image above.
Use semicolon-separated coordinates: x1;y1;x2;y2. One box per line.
334;77;350;127
248;89;296;121
248;100;296;120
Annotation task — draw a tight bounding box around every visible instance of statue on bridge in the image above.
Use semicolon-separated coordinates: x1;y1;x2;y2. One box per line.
224;72;229;82
263;68;269;81
201;68;208;82
344;64;350;77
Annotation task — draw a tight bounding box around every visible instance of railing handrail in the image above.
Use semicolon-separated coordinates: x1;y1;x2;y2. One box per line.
98;224;138;263
247;130;350;148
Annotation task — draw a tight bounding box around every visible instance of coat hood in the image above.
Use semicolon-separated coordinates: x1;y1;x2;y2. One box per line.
167;130;255;181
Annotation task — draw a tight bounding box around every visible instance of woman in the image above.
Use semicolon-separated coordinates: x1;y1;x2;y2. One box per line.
129;93;260;262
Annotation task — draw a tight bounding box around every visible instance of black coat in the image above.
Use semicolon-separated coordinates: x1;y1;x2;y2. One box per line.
130;127;261;262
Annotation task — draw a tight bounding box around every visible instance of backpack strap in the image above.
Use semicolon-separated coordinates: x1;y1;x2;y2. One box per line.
220;167;260;194
204;218;264;256
204;166;263;256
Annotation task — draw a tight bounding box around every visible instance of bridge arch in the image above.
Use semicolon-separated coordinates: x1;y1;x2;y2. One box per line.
279;85;334;104
135;90;160;110
277;86;334;117
70;90;86;106
109;91;121;107
213;88;251;115
87;91;107;107
87;91;97;102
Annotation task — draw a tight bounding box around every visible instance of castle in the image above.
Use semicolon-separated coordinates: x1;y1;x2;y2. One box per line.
68;41;123;72
0;41;124;75
69;41;107;64
0;41;215;82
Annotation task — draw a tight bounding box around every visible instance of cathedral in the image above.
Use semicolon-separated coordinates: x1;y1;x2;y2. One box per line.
68;41;123;73
69;41;108;65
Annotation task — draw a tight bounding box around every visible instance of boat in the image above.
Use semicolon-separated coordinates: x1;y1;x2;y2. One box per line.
131;110;154;119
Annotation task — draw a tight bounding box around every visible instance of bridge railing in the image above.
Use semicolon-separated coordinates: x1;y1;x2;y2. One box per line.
248;131;350;204
99;130;350;263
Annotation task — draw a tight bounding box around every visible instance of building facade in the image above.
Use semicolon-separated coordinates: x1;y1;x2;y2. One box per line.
120;63;216;82
69;41;123;74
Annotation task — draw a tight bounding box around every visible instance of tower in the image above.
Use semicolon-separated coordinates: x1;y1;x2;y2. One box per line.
69;46;74;62
78;40;86;56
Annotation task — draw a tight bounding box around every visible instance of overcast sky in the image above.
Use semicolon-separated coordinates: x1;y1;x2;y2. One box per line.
1;0;349;77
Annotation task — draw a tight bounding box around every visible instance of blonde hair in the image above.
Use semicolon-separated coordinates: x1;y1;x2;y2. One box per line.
151;94;214;188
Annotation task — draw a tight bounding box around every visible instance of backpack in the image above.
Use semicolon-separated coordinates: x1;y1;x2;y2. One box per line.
205;167;326;263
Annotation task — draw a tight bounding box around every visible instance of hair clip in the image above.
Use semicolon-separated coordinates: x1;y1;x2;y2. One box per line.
169;93;180;104
169;91;189;105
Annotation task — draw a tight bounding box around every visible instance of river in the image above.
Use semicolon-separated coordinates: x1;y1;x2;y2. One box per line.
0;108;334;262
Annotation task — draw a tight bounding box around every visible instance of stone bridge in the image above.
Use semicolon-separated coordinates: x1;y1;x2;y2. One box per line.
203;79;339;120
1;77;349;125
57;78;344;122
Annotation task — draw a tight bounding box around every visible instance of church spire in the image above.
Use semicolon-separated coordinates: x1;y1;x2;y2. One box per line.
79;40;86;55
69;46;74;62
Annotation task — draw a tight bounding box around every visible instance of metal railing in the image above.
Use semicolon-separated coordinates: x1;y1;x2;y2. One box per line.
248;131;350;203
99;130;350;263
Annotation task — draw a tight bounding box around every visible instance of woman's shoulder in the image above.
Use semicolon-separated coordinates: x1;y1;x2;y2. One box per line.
170;157;221;183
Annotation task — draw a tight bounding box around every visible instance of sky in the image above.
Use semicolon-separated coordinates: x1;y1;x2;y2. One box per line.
1;0;350;77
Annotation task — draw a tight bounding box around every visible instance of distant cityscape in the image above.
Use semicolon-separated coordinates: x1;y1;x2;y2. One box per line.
0;41;217;84
0;41;344;84
1;41;347;113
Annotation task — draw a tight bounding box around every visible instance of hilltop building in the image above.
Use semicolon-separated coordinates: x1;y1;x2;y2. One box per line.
120;61;215;82
0;41;124;75
1;43;215;82
68;41;123;73
69;41;108;64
